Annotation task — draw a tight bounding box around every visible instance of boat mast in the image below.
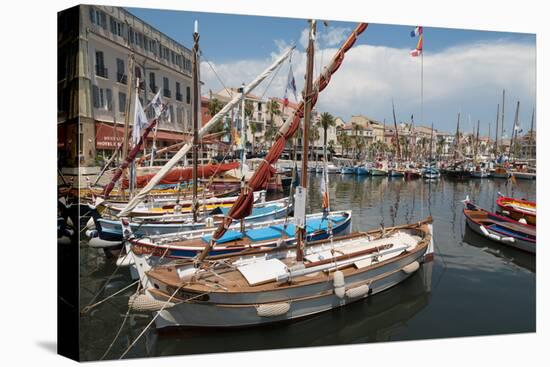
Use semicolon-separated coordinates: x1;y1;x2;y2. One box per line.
392;99;400;162
500;89;505;155
121;55;134;198
529;106;535;160
296;20;316;263
455;112;460;161
191;21;200;222
494;103;499;158
474;119;479;164
429;123;434;164
509;101;520;160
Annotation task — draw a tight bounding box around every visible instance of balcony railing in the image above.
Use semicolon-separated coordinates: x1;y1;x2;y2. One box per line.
163;89;171;98
176;92;183;101
95;65;108;79
116;73;127;84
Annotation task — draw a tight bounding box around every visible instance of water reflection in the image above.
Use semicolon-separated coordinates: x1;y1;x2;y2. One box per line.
78;175;536;361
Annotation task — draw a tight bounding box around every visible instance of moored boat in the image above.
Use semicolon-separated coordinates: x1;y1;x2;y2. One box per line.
496;193;536;226
463;198;535;254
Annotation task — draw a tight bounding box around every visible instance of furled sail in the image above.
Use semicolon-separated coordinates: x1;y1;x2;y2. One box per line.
203;23;369;255
116;46;296;217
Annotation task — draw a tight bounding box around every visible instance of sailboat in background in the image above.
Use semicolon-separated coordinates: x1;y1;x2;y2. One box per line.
422;123;440;179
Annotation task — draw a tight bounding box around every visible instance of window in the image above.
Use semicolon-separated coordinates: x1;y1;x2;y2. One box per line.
176;82;182;101
95;50;108;78
105;88;112;111
149;72;157;92
170;105;175;124
90;8;107;28
92;85;106;109
144;36;149;51
109;17;116;34
116;58;126;84
129;28;134;44
163;77;171;98
186;86;190;104
118;92;126;113
171;51;175;64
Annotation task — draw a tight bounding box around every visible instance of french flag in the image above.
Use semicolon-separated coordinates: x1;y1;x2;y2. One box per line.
410;26;423;37
410;34;423;57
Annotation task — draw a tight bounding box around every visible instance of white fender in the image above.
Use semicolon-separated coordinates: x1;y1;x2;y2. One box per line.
85;229;98;238
333;270;346;299
402;261;420;274
116;255;135;267
501;237;515;243
518;218;527;224
488;233;501;241
205;217;214;228
480;225;490;236
88;237;123;249
345;284;369;299
256;302;290;317
86;217;95;230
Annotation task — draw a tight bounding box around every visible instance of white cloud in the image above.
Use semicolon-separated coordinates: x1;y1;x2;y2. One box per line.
200;39;535;134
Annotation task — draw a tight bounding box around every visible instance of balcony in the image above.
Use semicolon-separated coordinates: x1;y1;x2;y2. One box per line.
163;89;172;98
176;92;183;101
116;73;127;84
95;65;108;79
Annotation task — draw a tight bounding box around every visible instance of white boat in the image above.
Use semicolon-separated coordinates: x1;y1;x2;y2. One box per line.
135;218;434;328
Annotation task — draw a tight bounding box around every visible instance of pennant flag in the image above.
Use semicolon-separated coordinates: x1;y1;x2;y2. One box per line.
283;63;297;106
132;95;148;146
149;90;163;117
410;34;423;57
410;26;423;37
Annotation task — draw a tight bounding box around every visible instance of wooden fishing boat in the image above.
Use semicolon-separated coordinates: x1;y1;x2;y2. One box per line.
354;165;369;175
463;198;535;254
496;193;536;225
387;169;405;178
87;196;289;246
133;218;433;328
340;166;355;174
512;171;536;180
124;210;353;277
370;168;388;176
422;167;440;179
490;167;510;179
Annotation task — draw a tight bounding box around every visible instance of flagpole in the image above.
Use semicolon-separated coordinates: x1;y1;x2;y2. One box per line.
421;41;424;126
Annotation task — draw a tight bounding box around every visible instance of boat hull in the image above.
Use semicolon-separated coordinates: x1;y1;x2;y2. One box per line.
369;169;388;176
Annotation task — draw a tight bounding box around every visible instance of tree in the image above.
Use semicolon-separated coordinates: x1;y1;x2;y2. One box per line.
265;123;279;148
318;112;335;156
267;99;281;127
207;98;226;134
244;100;254;119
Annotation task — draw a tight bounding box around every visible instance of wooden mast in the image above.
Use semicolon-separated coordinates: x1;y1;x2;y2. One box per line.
121;55;134;198
429;123;434;164
509;101;520;159
494;103;499;157
474;119;480;164
296;20;316;263
500;89;505;153
454;112;460;161
192;21;200;223
391;100;401;162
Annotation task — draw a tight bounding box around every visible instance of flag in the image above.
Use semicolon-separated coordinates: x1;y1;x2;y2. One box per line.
283;63;297;106
410;26;423;37
149;90;163;117
132;94;148;146
320;167;329;213
410;34;423;57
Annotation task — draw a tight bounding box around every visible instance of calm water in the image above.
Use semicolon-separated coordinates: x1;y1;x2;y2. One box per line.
79;175;536;361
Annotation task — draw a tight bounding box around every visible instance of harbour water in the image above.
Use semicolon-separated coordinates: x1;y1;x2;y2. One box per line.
79;175;535;360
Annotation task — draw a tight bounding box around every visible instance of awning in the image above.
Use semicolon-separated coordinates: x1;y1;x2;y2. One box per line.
95;122;190;149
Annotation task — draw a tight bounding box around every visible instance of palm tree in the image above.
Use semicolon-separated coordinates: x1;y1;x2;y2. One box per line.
318;112;336;155
267;99;281;127
244;100;254;119
265;123;279;148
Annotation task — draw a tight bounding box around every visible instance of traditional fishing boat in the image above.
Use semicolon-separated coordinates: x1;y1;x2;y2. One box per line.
463;198;535;254
126;21;436;330
341;166;355;174
124;210;352;275
87;195;288;247
370;166;388;176
490;166;510;179
496;193;536;226
422;166;440;179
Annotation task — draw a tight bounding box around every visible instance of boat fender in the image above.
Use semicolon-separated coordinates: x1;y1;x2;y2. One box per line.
66;228;75;237
88;237;123;249
345;284;369;299
333;270;346;299
480;225;490;236
116;255;135;267
128;293;175;312
501;237;515;243
502;210;510;215
205;217;214;228
66;216;74;228
86;217;96;230
85;229;98;238
518;218;527;224
174;204;182;214
488;233;501;241
402;261;420;274
256;302;290;317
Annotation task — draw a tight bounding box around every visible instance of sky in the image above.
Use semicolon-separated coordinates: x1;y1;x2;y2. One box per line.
128;7;536;137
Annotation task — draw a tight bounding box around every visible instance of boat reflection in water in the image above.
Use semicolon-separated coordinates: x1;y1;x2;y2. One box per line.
141;261;433;357
462;224;535;273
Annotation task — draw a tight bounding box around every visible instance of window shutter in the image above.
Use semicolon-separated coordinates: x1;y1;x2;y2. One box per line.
100;12;107;29
106;89;112;111
118;92;126;113
89;7;95;24
92;85;99;108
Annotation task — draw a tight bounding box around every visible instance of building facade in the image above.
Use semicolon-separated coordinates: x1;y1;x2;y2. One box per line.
58;5;195;167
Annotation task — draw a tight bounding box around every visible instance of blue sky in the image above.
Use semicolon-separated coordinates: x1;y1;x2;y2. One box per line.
128;7;536;136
